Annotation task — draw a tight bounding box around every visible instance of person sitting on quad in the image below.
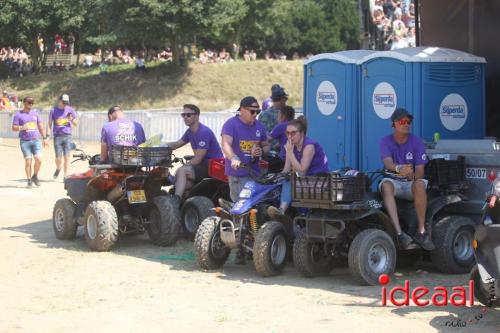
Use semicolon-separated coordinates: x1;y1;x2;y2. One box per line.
267;116;329;219
221;96;270;202
100;105;146;163
268;105;295;170
166;104;223;205
379;108;435;251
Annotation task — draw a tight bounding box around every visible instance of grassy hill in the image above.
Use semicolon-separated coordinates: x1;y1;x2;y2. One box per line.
1;60;304;111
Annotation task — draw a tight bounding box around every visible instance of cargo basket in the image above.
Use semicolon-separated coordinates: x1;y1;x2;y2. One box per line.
425;156;465;188
292;172;365;204
208;158;269;183
110;145;172;167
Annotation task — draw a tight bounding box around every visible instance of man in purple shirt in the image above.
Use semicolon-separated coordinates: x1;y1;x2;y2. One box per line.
167;104;223;202
48;94;78;179
379;108;434;251
11;96;49;187
100;105;146;162
221;96;270;202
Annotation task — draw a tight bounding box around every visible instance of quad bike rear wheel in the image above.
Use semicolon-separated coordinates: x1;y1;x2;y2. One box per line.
253;221;289;277
83;201;118;251
146;196;182;246
53;198;78;240
194;216;230;270
181;196;214;239
293;233;335;277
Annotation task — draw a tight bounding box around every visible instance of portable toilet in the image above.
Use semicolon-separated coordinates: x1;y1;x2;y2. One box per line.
359;47;486;173
304;50;374;171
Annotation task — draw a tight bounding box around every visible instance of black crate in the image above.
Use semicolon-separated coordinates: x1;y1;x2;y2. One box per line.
110;145;172;167
292;172;366;203
425;156;465;187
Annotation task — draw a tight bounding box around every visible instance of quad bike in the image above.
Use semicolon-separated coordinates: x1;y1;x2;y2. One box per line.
194;164;294;277
52;145;182;251
291;158;477;286
470;176;500;307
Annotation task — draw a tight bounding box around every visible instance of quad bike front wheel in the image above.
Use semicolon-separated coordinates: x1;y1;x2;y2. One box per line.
194;216;230;270
293;232;335;278
181;196;214;239
348;229;397;286
83;201;118;251
146;196;182;246
53;198;78;240
253;221;289;277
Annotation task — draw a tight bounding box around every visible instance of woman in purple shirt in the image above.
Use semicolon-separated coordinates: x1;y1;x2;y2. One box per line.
268;116;329;218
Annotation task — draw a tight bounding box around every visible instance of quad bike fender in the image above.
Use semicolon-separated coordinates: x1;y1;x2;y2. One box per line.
425;194;464;230
189;178;227;199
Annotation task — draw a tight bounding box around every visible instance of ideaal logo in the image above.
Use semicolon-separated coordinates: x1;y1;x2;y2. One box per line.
441;105;466;119
373;94;396;108
317;91;336;105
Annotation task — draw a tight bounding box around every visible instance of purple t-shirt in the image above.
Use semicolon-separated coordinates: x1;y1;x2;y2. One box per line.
49;105;77;137
221;116;267;177
181;123;223;165
101;118;146;156
12;109;42;141
270;121;287;159
379;134;428;167
293;137;329;176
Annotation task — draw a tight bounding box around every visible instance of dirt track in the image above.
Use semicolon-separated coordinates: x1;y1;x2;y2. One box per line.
0;138;499;333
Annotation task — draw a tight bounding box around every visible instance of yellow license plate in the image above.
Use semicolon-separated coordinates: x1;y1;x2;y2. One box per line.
127;190;147;204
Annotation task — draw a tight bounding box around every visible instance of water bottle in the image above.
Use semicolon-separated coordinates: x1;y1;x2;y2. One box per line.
484;215;493;225
433;132;440;144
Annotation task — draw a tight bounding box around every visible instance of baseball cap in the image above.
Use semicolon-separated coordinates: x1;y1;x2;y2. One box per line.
271;84;281;92
271;87;288;100
391;108;414;122
238;96;259;110
60;94;70;104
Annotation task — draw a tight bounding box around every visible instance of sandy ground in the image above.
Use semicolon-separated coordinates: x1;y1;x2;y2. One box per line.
0;137;499;333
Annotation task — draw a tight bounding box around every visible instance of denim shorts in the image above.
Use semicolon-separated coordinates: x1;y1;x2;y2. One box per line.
54;136;73;158
20;139;42;159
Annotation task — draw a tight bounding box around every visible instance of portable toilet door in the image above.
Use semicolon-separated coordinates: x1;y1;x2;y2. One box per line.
304;50;374;171
359;52;413;173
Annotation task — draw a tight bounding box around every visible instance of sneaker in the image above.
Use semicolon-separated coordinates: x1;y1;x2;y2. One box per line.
53;169;61;179
414;231;436;251
397;232;413;249
267;206;284;220
31;174;41;187
234;250;246;265
27;179;32;187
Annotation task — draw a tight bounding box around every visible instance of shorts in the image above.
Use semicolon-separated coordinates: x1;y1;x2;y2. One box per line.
379;178;428;201
228;176;252;202
20;139;42;159
191;164;209;183
54;136;73;158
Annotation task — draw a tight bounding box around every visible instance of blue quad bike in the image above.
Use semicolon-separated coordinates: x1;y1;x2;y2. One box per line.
470;177;500;307
194;171;294;277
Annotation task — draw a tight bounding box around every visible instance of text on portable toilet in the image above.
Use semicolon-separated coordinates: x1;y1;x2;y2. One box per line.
372;82;398;119
439;93;468;131
316;80;338;116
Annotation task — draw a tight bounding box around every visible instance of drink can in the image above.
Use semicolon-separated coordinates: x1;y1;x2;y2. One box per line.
433;132;440;143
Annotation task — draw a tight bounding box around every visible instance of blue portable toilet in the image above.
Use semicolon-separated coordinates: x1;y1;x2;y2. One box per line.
359;47;486;173
303;50;374;171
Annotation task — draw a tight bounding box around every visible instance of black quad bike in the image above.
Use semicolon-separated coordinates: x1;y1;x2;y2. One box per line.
291;157;477;286
470;177;500;307
52;145;182;251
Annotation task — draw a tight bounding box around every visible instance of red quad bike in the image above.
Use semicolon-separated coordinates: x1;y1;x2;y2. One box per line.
52;145;182;251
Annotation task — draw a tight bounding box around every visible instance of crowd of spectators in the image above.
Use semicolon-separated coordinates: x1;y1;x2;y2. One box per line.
0;47;33;77
370;0;415;50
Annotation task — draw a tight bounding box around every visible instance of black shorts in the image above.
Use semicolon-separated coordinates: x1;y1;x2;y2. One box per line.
192;164;209;182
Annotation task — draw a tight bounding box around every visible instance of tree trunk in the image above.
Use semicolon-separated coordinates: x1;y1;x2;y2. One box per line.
171;34;180;66
31;36;41;73
76;32;82;68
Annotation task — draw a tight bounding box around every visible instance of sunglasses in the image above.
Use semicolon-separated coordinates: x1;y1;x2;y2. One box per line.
246;108;261;115
286;130;298;137
397;118;412;125
181;113;196;118
25;101;34;105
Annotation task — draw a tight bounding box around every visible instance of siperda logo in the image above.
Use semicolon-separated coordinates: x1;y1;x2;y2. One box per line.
373;94;395;107
317;91;336;105
441;105;466;119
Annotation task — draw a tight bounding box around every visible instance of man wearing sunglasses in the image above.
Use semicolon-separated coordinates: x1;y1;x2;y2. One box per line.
100;105;146;162
166;104;223;203
379;108;434;251
11;96;49;187
221;96;270;202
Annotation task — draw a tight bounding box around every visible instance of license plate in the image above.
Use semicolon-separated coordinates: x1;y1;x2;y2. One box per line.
465;168;487;179
127;190;147;203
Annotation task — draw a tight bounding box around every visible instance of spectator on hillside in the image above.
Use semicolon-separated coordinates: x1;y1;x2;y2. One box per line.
243;50;250;62
54;34;63;54
94;48;102;61
135;53;146;72
83;54;93;68
67;33;75;55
